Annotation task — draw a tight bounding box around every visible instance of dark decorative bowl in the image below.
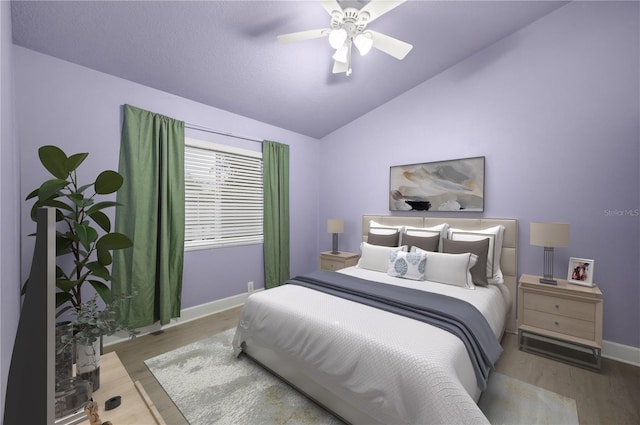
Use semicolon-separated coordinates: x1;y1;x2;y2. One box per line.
405;200;431;211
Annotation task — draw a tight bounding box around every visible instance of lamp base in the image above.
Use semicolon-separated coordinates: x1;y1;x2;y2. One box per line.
540;246;558;285
331;233;340;255
539;277;558;285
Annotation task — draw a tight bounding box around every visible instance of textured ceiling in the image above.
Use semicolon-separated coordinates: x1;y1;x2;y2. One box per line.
11;1;566;139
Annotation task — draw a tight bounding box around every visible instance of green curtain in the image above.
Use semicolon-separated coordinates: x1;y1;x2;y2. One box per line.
263;140;290;289
112;104;185;328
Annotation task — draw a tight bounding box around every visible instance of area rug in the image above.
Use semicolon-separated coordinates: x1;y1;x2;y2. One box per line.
146;329;579;425
145;329;343;425
479;372;579;425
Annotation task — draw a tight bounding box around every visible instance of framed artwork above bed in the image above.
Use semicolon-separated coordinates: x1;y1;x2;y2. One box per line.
389;156;485;212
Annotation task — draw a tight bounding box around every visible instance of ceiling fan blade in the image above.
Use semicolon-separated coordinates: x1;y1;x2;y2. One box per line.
368;30;413;60
359;0;405;23
277;29;329;44
332;60;349;74
320;0;343;16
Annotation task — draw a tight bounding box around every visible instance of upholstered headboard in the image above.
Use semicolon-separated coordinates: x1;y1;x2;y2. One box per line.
362;215;518;334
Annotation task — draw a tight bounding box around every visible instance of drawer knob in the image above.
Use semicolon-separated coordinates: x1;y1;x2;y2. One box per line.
554;321;559;326
555;304;559;309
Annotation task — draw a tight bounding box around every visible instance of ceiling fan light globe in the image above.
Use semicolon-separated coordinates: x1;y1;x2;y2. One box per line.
332;46;349;63
328;28;348;49
354;33;373;56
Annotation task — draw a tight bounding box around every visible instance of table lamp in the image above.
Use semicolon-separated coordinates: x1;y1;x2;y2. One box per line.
530;222;570;285
327;219;344;254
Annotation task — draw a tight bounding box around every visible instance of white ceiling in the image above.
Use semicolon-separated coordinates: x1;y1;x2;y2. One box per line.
11;1;567;139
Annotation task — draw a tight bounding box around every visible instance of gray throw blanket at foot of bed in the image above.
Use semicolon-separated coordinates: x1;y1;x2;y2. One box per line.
287;269;502;390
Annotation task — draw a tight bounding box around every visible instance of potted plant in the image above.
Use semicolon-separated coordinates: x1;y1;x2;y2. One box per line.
24;145;135;390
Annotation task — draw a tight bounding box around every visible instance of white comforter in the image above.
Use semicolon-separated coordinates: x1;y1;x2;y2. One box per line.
232;267;509;424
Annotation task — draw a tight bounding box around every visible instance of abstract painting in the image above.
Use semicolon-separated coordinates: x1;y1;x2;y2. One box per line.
389;156;485;212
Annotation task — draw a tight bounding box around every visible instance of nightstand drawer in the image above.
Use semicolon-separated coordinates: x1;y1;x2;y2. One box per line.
319;251;359;271
523;292;595;321
523;309;595;340
320;258;345;271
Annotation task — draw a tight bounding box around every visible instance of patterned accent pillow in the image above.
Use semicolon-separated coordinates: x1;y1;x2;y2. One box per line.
387;251;427;281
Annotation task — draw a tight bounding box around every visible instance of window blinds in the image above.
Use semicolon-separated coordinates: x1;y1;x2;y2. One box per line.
184;139;263;249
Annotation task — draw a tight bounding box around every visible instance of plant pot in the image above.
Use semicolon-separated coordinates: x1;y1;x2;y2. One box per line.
76;340;100;391
55;321;73;387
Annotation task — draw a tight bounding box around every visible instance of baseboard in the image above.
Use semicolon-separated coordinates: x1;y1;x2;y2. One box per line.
102;289;262;347
602;340;640;367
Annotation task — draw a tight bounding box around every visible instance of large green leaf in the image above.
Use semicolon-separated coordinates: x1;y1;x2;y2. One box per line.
55;292;74;309
29;202;40;222
95;170;123;194
40;199;73;212
56;305;73;318
56;278;78;292
74;222;99;252
25;188;39;200
85;262;111;281
86;201;121;215
39;145;69;179
55;265;67;279
96;245;113;266
96;232;133;251
76;183;93;195
89;210;111;233
38;179;69;201
66;153;89;172
56;234;73;256
88;280;112;304
29;202;65;223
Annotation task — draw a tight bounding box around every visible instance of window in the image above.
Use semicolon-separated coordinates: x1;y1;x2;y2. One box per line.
184;138;263;250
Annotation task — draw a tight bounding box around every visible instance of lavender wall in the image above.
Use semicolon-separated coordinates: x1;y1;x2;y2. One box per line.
0;1;21;419
319;2;640;348
14;46;321;313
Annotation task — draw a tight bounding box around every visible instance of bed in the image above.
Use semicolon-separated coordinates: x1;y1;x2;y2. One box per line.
232;216;518;424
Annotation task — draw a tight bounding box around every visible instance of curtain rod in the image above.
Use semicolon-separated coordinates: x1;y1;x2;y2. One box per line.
184;122;263;144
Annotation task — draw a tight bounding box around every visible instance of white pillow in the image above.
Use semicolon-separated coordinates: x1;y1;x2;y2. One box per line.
369;220;405;235
387;251;427;281
416;248;477;289
447;225;505;284
402;223;449;251
358;242;407;273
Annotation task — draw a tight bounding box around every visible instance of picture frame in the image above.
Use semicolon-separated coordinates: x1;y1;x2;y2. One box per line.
389;156;485;212
567;257;595;287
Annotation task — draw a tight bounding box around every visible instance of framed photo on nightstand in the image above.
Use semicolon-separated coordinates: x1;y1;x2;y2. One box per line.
568;257;595;286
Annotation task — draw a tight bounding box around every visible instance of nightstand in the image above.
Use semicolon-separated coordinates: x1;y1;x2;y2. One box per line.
517;274;603;369
319;251;359;271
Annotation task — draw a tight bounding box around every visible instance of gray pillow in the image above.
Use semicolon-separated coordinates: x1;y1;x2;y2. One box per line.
367;231;399;247
402;234;439;252
442;238;490;287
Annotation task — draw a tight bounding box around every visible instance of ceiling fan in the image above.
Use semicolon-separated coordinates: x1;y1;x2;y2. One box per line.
277;0;413;76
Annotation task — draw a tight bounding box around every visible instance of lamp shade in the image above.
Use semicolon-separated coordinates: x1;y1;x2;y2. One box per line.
328;28;347;49
327;219;344;234
354;32;373;56
530;222;570;247
332;46;349;63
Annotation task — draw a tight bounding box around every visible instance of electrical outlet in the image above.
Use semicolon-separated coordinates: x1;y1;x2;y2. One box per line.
247;281;254;292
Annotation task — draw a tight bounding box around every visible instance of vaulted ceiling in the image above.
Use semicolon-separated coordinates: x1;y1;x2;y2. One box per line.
11;1;566;139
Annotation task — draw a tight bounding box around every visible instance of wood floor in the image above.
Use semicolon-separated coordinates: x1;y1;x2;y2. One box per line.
105;307;640;425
